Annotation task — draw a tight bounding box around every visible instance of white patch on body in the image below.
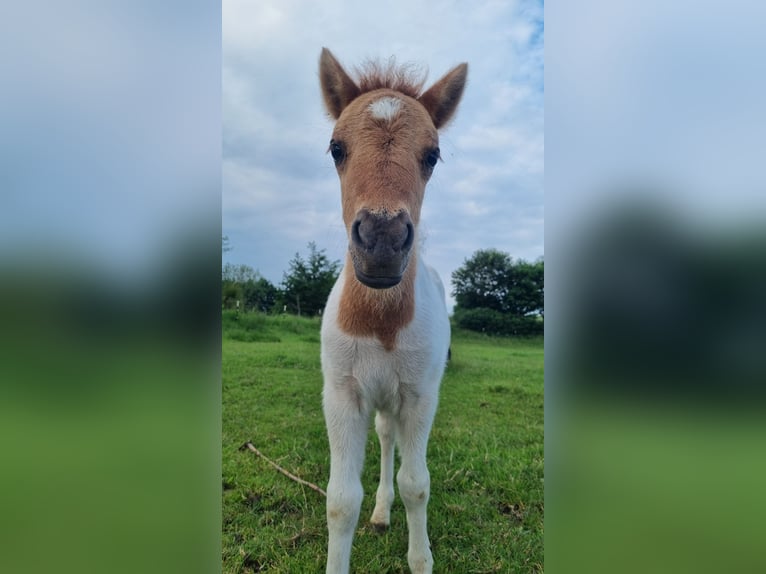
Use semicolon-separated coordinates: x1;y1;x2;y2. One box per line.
368;96;402;122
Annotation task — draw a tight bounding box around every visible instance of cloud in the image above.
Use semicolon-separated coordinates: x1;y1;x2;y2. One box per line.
223;0;544;300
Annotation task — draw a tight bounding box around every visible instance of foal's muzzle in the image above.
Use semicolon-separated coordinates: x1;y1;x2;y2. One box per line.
349;209;414;289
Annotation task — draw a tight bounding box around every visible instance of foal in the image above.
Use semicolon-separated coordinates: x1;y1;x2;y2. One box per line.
319;48;467;574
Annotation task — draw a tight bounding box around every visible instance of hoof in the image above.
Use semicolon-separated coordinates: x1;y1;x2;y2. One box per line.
370;522;389;534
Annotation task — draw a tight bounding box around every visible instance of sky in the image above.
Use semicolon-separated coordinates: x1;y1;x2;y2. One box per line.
222;0;544;310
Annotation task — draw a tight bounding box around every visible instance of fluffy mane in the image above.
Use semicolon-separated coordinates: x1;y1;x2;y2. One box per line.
353;58;428;98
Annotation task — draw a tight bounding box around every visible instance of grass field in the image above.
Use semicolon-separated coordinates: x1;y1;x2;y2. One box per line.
222;311;544;573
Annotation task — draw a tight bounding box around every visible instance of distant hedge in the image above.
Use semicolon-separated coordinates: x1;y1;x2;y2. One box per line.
453;307;543;336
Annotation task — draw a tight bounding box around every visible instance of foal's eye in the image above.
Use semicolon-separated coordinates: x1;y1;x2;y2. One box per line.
329;140;346;164
424;147;441;170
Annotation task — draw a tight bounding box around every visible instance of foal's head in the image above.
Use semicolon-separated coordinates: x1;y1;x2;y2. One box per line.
319;48;467;289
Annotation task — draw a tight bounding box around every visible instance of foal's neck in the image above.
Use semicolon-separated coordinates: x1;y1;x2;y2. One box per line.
336;252;417;351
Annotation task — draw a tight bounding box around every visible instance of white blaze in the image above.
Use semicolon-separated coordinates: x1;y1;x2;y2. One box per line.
368;96;402;122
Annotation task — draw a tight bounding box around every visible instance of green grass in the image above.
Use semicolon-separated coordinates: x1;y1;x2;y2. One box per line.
222;311;544;573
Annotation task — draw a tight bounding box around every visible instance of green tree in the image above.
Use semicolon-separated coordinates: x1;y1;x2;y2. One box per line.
281;242;340;316
222;262;260;284
451;249;543;335
221;280;242;310
221;263;278;312
242;277;279;313
507;257;544;319
452;249;513;312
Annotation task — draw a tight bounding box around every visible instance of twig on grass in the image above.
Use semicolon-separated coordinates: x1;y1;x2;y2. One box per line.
240;441;327;497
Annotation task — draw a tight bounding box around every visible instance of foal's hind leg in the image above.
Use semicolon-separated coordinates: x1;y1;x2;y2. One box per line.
370;410;396;531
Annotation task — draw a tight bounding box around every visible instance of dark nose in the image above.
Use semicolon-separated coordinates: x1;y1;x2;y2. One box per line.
351;210;414;256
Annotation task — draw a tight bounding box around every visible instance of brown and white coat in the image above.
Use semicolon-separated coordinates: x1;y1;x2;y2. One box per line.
318;48;467;574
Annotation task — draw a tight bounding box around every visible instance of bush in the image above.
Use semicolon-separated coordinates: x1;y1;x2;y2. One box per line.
453;307;543;336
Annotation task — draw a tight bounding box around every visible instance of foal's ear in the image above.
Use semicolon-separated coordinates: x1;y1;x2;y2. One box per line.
418;63;468;130
319;48;361;119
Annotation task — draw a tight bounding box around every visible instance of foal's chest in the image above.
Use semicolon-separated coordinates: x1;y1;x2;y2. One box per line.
334;328;434;412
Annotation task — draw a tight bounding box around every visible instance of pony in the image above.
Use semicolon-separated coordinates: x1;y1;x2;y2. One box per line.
318;48;467;574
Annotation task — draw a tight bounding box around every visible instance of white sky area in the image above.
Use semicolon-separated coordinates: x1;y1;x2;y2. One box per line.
222;0;544;310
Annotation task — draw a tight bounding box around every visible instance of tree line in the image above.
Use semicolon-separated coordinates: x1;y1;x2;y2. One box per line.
452;249;543;336
222;241;338;316
222;238;543;335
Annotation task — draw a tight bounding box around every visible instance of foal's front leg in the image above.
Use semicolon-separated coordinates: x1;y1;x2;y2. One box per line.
323;378;369;574
397;398;438;574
